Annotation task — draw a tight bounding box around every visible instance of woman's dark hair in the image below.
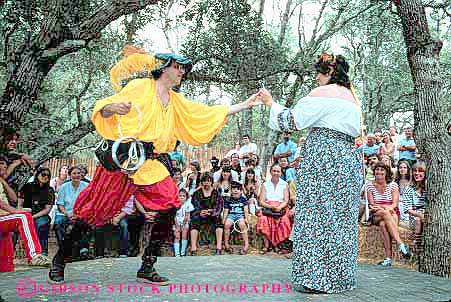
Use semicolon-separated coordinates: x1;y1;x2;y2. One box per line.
244;168;257;187
200;171;213;183
34;167;51;185
68;166;82;175
395;160;412;184
190;161;201;172
270;162;281;172
314;53;351;89
179;188;188;197
372;162;392;183
219;166;233;183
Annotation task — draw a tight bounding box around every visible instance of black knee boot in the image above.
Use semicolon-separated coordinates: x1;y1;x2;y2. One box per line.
48;219;82;284
136;241;169;285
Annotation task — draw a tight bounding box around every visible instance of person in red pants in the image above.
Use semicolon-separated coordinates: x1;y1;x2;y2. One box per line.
0;178;50;271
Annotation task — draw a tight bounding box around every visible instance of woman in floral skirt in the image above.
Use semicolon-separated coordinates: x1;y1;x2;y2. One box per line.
258;53;363;293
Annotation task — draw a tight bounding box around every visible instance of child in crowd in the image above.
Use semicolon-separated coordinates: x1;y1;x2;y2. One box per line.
173;189;194;257
223;181;250;255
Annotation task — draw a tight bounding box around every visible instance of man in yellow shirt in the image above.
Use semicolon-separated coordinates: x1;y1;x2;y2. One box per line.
49;46;260;284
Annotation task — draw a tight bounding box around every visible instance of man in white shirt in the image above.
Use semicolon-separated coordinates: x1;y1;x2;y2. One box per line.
225;143;241;159
239;134;257;165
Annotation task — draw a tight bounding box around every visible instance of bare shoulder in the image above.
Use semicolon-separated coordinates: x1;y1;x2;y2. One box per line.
308;84;354;102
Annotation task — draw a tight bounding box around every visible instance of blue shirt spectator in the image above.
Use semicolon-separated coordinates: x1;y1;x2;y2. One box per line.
274;132;298;163
398;137;416;160
358;133;380;156
55;181;88;218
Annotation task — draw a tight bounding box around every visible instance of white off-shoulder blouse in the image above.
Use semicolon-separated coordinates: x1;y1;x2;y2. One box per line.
269;96;361;137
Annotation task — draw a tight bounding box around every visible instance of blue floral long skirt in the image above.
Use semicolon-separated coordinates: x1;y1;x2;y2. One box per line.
291;127;363;293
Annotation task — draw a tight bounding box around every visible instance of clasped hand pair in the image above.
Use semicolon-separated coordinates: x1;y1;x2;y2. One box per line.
244;88;274;109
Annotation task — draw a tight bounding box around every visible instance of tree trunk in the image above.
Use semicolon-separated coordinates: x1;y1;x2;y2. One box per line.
395;0;451;278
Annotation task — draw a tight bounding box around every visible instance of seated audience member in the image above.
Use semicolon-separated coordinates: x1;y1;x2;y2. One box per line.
49;165;69;226
213;158;239;183
403;162;427;240
243;168;261;215
223;181;250;255
380;154;398;179
251;154;264;182
190;172;224;256
96;195;134;258
278;156;296;182
2;131;34;193
257;163;292;253
395;160;413;225
365;153;379;181
210;156;221;174
54;166;90;259
172;168;185;190
0;177;50;271
18;167;55;256
173;189;194;257
366;162;411;267
215;166;233;197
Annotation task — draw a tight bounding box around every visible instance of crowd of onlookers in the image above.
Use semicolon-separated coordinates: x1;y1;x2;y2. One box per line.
357;126;426;266
0;126;428;271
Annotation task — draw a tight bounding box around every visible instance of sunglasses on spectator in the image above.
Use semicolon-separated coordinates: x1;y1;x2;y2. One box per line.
40;173;50;177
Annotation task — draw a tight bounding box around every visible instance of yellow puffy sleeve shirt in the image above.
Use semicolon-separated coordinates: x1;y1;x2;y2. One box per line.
92;78;228;185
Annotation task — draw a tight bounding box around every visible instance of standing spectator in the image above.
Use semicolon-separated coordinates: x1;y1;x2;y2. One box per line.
239;134;257;165
169;141;185;171
359;133;380;157
213;158;239;183
379;132;395;158
398;126;417;167
273;132;298;163
230;153;242;181
256;163;291;254
389;126;400;161
18;167;55;256
366;162;411;267
223;181;250;255
185;161;201;195
226;143;241;159
173;189;193;257
190;172;224;256
54;166;90;260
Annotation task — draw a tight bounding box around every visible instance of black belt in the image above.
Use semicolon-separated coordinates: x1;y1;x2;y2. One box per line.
94;139;173;175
